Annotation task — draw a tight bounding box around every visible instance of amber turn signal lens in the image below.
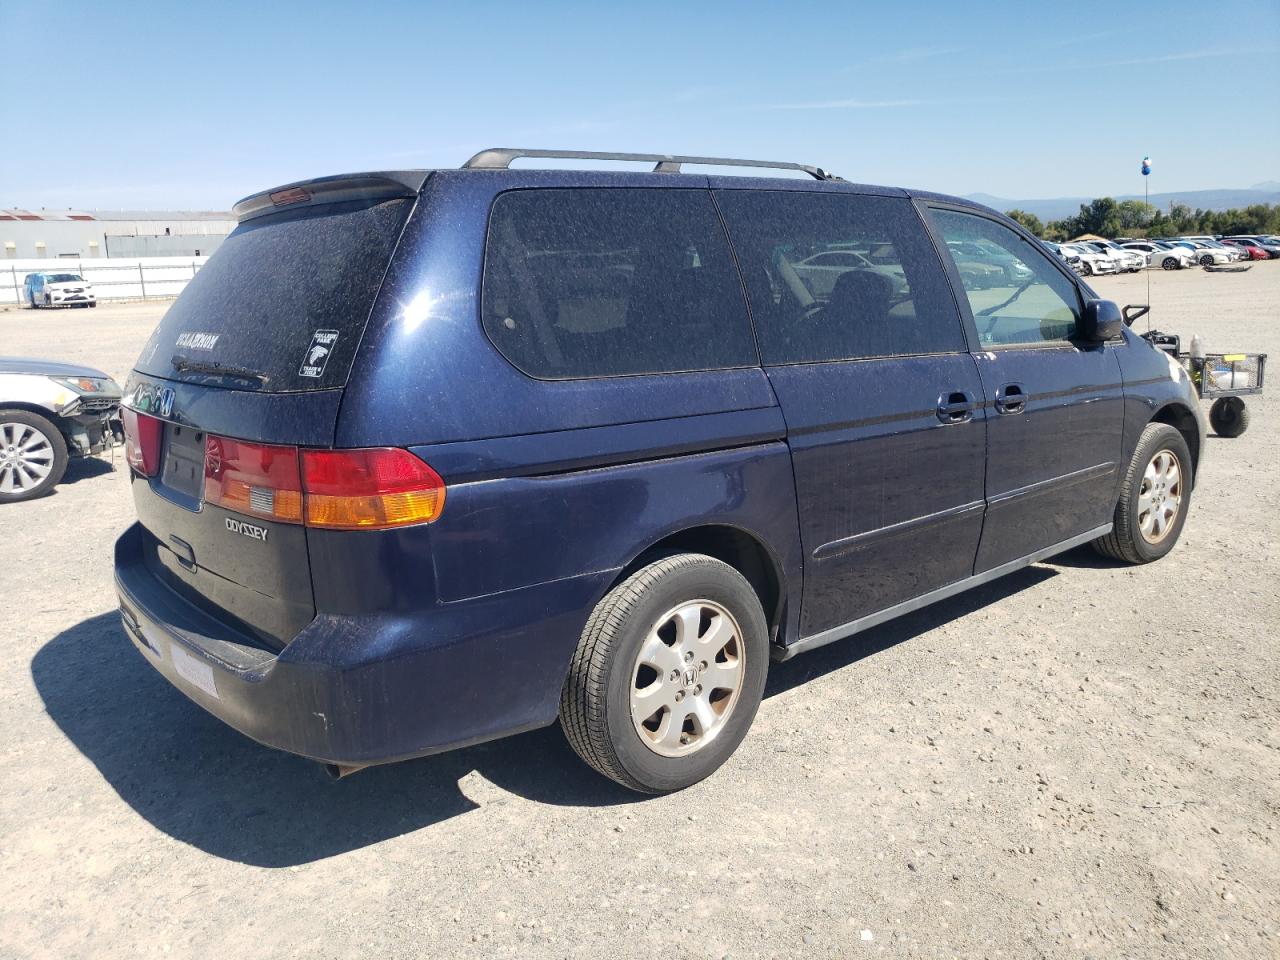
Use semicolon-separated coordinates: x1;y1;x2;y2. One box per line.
301;448;445;530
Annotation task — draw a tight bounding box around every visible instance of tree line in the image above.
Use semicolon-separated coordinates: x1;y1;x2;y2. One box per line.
1003;199;1280;241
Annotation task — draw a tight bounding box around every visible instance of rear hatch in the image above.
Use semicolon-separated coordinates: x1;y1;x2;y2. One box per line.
123;173;424;649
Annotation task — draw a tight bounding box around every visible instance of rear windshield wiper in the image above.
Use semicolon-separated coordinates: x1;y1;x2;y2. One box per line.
170;355;271;386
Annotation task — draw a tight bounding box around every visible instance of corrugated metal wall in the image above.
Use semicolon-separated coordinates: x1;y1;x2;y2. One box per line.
1;216;234;258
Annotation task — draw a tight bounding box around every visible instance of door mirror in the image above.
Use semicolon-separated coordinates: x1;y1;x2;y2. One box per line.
1122;303;1151;327
1080;299;1123;341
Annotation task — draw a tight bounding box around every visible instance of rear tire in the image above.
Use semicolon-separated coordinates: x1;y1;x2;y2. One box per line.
1209;396;1249;438
1092;422;1192;564
560;553;769;794
0;409;68;503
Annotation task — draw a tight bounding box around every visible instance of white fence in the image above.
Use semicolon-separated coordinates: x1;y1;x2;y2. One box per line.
1;256;209;306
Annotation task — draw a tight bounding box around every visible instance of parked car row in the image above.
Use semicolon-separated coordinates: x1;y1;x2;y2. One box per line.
1043;233;1280;273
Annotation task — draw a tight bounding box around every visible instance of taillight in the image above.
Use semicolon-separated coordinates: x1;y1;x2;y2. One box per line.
198;436;445;530
301;448;446;529
121;407;162;477
203;436;304;523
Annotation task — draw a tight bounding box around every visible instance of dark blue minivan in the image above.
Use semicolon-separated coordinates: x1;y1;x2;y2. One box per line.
115;149;1206;793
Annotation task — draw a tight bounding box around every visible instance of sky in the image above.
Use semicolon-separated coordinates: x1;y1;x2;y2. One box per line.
2;0;1278;211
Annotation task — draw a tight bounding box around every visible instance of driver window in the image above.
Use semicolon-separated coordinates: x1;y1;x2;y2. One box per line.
931;209;1081;347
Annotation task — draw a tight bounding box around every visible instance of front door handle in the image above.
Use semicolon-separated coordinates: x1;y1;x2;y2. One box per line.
937;390;976;424
995;382;1027;415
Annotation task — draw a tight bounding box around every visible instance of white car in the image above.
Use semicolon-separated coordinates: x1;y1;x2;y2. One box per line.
1120;242;1195;270
1059;243;1119;276
1079;241;1144;273
26;272;97;309
1172;240;1235;266
0;357;121;501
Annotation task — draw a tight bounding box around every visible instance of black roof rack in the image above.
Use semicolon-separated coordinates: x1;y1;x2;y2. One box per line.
462;148;841;181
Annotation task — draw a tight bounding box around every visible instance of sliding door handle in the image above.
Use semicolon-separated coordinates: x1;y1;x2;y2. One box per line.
995;383;1027;415
937;390;976;424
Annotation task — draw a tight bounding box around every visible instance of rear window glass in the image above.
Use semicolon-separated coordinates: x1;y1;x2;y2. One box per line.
135;198;412;392
714;191;966;364
481;188;756;379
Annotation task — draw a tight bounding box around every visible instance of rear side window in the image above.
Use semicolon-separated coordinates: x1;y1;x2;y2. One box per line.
714;191;965;364
481;188;756;379
135;198;413;392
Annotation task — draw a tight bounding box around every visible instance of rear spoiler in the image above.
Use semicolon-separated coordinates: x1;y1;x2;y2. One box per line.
232;171;430;223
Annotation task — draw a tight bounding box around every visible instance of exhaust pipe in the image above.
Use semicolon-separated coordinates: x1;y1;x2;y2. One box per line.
323;762;366;780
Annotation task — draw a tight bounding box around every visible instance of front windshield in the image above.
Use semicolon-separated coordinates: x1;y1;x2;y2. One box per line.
46;273;83;282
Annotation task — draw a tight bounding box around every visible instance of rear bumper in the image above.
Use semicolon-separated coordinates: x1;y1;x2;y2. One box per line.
114;522;611;766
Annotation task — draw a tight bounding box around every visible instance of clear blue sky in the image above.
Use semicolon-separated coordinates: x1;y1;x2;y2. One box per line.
3;0;1277;210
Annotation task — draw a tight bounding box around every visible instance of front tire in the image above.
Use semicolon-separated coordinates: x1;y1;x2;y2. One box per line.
1200;254;1214;267
1092;423;1192;564
1161;257;1179;271
1209;396;1249;437
560;553;770;794
0;409;68;503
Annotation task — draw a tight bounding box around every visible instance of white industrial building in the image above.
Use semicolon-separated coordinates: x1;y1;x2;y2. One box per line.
1;209;235;259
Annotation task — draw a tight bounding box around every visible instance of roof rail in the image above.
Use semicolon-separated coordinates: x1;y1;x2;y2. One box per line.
462;148;841;181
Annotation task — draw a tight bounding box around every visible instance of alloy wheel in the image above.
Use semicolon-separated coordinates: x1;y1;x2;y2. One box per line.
0;421;55;495
629;600;745;758
1138;449;1182;544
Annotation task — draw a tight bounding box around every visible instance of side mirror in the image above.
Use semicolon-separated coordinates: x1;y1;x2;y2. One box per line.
1122;303;1151;327
1080;298;1123;341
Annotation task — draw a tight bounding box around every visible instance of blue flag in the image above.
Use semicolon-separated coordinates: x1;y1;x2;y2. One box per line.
1141;156;1152;176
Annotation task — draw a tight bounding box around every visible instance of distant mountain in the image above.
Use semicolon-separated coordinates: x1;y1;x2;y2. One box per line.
965;187;1280;222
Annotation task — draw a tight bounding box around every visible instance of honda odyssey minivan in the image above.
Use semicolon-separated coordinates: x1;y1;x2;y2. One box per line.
115;149;1206;793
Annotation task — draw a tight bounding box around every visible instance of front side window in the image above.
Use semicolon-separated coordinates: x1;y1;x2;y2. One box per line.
481;188;755;379
714;191;965;364
930;208;1081;348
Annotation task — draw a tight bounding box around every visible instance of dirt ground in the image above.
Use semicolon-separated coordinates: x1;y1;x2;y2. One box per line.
1;266;1277;960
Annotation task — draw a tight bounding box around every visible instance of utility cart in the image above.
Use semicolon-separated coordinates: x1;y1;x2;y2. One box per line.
1131;311;1267;438
1183;352;1266;437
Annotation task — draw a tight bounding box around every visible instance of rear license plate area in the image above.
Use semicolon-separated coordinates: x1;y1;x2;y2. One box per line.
159;423;206;504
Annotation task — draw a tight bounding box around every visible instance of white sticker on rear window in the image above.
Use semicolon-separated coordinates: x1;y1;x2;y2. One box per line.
175;331;220;351
299;329;339;378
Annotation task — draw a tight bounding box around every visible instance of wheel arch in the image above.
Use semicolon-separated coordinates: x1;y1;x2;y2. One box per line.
614;523;788;646
1150;401;1200;485
0;402;65;429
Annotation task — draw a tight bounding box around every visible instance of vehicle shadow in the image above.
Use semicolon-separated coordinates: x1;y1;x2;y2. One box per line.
34;566;1056;867
1035;543;1121;570
764;564;1056;697
58;455;118;487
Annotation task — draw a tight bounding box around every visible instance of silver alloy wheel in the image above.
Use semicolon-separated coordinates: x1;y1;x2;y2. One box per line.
629;599;745;758
1138;448;1182;544
0;420;56;495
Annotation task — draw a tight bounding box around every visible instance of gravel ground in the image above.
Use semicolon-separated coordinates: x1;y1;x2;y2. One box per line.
1;266;1277;960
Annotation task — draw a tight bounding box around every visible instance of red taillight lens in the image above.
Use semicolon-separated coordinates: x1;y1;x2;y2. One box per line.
269;187;311;206
203;435;304;523
301;448;446;529
198;436;446;530
121;407;162;477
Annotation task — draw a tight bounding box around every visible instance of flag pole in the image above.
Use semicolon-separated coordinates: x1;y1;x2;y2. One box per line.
1141;156;1152;322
